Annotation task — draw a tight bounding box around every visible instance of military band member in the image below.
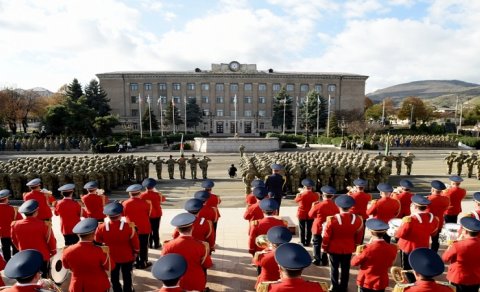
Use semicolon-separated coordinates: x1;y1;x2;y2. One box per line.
294;179;319;247
140;178;166;249
265;164;286;213
249;199;288;256
11;200;56;278
2;250;45;292
253;226;292;289
392;180;414;218
162;213;213;292
174;198;215;251
351;218;398;292
63;218;114;292
81;181;107;222
122;184;152;269
309;185;339;266
367;183;401;243
427;180;450;252
246;180;266;206
152;253;187;292
469;192;480;219
442;217;480;292
0;252;5;287
202;180;222;232
0;189;21;261
244;187;268;234
443;175;467;224
54;183;83;246
257;242;328;292
23;178;54;221
95;202;140;292
395;248;454;291
349;179;372;243
322;195;363;292
395;195;439;271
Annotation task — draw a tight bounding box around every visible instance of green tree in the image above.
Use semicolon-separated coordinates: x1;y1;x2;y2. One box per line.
186;98;202;130
65;78;83;101
397;96;431;123
365;97;374;110
328;111;339;137
271;87;294;130
43;104;70;135
142;109;159;131
299;90;328;133
85;79;111;116
94;115;120;137
164;101;184;127
365;103;383;120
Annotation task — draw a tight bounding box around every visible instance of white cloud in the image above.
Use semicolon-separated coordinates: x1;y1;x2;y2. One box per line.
344;0;387;19
388;0;416;6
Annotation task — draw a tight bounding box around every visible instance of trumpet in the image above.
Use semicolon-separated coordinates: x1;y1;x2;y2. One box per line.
38;278;63;292
255;234;270;249
346;186;356;194
390;266;415;284
355;244;366;255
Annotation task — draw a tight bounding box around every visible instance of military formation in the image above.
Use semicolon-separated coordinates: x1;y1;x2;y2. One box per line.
373;133;458;148
239;150;415;194
0;136;93;152
444;150;480;179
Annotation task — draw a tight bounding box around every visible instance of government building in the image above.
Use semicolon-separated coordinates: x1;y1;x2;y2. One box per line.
96;62;368;135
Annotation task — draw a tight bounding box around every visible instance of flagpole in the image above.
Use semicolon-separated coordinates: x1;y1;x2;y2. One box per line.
184;96;187;135
138;93;143;139
172;98;176;134
326;95;331;138
316;95;320;137
294;96;298;136
381;99;385;126
282;96;286;135
234;94;237;135
305;94;309;139
158;97;164;137
147;95;152;138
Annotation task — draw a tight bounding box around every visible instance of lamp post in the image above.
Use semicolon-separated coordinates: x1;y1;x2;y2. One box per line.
410;104;415;126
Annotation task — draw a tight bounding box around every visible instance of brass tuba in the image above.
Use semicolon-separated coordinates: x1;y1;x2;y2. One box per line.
255;234;270;249
390;266;415;284
38;278;63;292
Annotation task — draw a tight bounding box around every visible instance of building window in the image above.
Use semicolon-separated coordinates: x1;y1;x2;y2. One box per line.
130;83;138;91
216;83;224;91
244;96;252;104
300;84;309;92
244;83;252;91
131;109;138;117
328;84;337;92
244;110;252;117
286;84;294;91
258;83;267;92
203;109;210;116
201;83;209;91
258;110;266;117
187;83;195;91
230;83;238;92
172;83;181;91
315;84;322;93
158;96;167;104
273;83;281;91
188;96;196;102
216;109;224;117
144;83;152;91
173;97;180;104
130;96;137;103
159;83;167;91
230;111;235;117
259;122;265;129
258;96;266;104
202;96;209;103
216;96;224;104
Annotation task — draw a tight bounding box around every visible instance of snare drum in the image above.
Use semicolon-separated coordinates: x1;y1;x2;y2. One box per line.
440;223;461;243
387;218;402;237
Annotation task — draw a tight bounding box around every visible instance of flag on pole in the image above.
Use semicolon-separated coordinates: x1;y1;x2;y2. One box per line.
180;134;184;155
233;94;237;104
384;132;390;156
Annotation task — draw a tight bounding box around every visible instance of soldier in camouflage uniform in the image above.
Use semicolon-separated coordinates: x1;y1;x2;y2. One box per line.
465;152;477;178
289;162;302;194
134;158;143;182
187;154;200;179
403;152;415;176
394;153;403;175
176;154;187;179
153;156;164;180
199;155;211;179
9;168;24;199
166;155;176;179
239;144;245;157
454;151;465;176
444;152;456;175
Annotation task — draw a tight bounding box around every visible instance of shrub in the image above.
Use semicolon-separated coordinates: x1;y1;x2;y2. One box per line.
171;143;192;150
281;142;297;148
266;133;305;144
459;136;480;149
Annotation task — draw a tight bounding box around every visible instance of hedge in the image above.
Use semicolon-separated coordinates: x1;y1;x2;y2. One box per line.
266;133;306;143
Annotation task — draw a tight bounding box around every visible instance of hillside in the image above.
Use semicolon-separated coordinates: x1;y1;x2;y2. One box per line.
367;80;480;108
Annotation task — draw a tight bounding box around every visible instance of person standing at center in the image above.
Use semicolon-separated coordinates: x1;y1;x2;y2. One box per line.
140;178;166;249
122;184;152;269
366;183;401;243
443;175;467;224
427;180;450;252
265;163;286;213
294;178;319;247
81;181;107;222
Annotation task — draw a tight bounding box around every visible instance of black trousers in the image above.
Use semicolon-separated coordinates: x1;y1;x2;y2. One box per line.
359;288;384;292
312;234;322;260
63;234;79;246
444;215;458;224
137;234;150;266
452;283;480;292
328;253;352;292
1;237;18;262
41;260;49;278
149;217;161;248
298;219;313;246
111;261;134;292
272;196;282;214
431;232;440;252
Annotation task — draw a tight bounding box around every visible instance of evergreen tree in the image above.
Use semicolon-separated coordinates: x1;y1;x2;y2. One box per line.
65;78;83;101
164;101;184;127
299;90;328;133
142;109;159;131
85;79;111;116
328;111;340;137
186;98;202;130
271;87;293;130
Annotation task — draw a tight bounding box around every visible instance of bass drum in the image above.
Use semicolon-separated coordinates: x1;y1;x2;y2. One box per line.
440;223;461;243
49;248;69;285
387;218;402;237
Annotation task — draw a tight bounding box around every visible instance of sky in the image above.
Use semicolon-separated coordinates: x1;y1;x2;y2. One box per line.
0;0;479;94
